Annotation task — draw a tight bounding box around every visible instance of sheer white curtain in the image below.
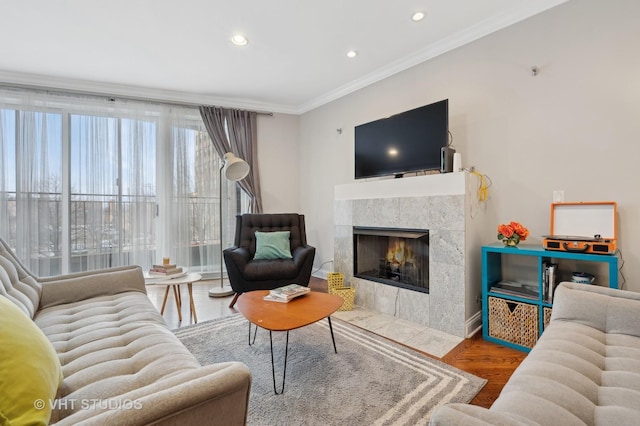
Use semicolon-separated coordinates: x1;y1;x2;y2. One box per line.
120;116;157;269
0;87;228;276
70;113;118;271
165;110;218;273
67;101;158;272
163;109;241;275
0;89;64;276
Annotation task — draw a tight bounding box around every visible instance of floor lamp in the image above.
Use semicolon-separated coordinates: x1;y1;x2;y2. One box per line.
209;152;250;297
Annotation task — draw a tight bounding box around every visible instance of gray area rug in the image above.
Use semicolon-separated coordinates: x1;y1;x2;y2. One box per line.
174;314;486;426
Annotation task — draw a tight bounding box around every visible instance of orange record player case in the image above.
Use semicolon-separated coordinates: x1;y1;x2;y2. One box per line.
542;201;617;255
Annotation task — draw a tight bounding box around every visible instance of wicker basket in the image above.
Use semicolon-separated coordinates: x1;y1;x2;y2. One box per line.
327;272;344;291
326;272;355;311
488;296;539;348
543;307;553;331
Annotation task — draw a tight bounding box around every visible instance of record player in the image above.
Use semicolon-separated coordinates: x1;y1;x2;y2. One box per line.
542;201;617;255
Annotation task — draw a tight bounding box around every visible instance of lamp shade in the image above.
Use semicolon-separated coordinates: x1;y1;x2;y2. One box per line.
223;152;250;181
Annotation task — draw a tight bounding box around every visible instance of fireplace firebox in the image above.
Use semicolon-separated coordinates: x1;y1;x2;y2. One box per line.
353;227;429;293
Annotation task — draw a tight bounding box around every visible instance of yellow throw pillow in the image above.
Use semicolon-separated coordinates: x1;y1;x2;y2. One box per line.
0;296;63;426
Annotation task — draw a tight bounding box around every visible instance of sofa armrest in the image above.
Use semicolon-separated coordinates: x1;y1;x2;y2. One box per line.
429;403;540;426
39;265;146;310
55;362;251;426
292;244;315;265
223;247;251;271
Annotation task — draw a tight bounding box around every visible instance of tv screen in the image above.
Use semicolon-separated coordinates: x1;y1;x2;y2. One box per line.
354;99;449;179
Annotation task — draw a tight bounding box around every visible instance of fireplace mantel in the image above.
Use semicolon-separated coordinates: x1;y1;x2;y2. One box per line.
335;172;467;200
333;172;485;338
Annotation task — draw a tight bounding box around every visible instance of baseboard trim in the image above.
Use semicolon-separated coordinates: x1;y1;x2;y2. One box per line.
466;311;482;338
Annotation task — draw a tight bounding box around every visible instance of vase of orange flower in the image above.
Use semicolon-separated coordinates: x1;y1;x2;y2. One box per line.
497;221;529;247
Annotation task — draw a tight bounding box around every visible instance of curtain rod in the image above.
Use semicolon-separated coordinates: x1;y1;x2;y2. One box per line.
168;98;273;116
204;106;274;116
147;98;274;116
0;82;274;116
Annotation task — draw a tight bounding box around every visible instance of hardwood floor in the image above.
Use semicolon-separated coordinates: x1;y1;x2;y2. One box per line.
146;276;525;409
440;330;526;408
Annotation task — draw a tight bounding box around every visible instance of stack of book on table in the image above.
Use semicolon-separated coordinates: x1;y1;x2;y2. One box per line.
149;264;184;276
263;284;310;303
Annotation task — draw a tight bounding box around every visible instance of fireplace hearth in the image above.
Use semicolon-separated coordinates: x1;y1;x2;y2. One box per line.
353;227;429;293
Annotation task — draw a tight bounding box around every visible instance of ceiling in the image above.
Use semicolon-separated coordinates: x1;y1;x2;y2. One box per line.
0;0;567;114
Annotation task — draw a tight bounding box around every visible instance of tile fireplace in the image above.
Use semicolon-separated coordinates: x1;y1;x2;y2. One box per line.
353;227;429;293
333;172;486;338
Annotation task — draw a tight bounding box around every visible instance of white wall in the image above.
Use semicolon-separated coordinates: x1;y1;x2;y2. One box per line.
298;0;640;291
257;112;301;213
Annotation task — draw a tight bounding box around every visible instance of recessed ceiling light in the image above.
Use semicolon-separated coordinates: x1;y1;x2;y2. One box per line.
231;34;248;46
347;50;358;58
412;12;425;22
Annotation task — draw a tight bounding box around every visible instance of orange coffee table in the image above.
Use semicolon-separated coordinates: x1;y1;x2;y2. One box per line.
236;290;344;394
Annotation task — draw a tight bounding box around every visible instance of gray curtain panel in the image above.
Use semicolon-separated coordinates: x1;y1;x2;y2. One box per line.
199;106;263;213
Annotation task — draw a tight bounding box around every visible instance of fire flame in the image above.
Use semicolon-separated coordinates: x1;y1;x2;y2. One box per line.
385;239;415;266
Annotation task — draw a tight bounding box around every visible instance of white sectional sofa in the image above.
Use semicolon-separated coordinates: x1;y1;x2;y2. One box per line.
0;236;251;425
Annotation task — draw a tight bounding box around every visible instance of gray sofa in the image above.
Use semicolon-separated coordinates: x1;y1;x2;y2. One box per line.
0;237;251;425
431;282;640;425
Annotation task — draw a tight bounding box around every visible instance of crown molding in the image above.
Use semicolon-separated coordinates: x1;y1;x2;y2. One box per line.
0;70;299;115
0;0;568;116
296;0;569;114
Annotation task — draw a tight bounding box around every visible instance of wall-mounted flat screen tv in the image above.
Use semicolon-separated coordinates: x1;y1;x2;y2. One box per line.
354;99;449;179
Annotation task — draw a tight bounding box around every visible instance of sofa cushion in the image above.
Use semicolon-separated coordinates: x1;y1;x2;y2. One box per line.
0;295;63;426
253;231;292;260
243;258;300;280
34;291;209;423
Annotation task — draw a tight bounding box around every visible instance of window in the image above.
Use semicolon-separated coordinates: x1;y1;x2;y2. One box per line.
0;88;247;276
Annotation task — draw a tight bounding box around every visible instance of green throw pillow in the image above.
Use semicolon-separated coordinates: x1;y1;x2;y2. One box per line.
0;296;63;426
254;231;293;260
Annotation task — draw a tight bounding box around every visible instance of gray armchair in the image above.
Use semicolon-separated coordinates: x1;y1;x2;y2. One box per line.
223;213;316;307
